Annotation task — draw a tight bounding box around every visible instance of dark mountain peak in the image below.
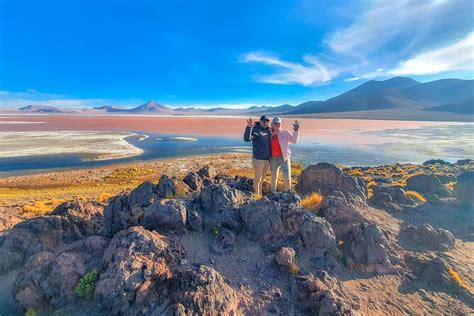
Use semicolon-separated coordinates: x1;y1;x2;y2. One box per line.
129;101;173;113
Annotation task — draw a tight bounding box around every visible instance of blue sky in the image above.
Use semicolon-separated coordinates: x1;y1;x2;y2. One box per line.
0;0;473;109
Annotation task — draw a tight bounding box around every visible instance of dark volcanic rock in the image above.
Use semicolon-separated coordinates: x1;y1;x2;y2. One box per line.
240;191;337;254
143;199;188;232
343;223;399;273
128;181;158;206
200;184;244;231
296;163;368;204
423;159;451;166
13;235;109;310
0;215;85;275
319;191;367;239
370;185;416;210
210;228;236;254
406;174;442;196
455;171;474;207
157;175;190;198
296;271;354;315
403;224;455;251
198;165;216;180
51;200;104;235
95;226;185;314
183;171;204;192
167;265;242;315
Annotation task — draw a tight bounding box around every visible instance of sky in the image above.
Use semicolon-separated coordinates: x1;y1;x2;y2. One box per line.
0;0;473;109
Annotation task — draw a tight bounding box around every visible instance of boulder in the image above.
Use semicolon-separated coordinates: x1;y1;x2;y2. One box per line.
406;174;442;196
166;265;242;315
157;175;190;198
275;247;297;272
370;185;416;210
13;235;109;310
210;228;236;255
0;215;85;275
198;165;216;181
405;255;452;285
343;223;399;273
240;192;336;254
128;181;158;206
95;226;185;314
422;159;451;166
215;175;254;194
183;171;204;192
319;191;367;239
200;184;244;231
296;271;354;315
403;224;455;251
51;200;104;236
455;171;474;207
143;199;188;232
296;163;368;204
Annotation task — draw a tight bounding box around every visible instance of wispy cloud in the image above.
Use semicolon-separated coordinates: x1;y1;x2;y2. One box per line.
242;0;473;85
0;90;142;109
390;32;474;75
240;52;340;86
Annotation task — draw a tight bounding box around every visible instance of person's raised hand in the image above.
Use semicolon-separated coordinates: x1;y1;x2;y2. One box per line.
247;118;254;128
293;120;300;131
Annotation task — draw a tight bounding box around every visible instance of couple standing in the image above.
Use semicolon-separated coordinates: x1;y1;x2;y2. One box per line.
243;115;300;196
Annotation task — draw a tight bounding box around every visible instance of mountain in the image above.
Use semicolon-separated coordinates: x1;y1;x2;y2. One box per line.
426;96;474;114
93;105;127;112
290;77;473;115
127;101;175;114
19;105;69;113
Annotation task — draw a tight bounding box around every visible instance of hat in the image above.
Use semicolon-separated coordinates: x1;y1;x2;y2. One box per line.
272;116;282;124
259;115;270;123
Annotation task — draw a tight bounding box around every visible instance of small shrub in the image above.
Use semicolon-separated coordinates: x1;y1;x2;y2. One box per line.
289;263;300;274
405;190;427;203
367;181;377;188
75;270;99;300
367;188;373;199
301;192;324;213
21;201;52;215
211;225;221;236
25;309;37;316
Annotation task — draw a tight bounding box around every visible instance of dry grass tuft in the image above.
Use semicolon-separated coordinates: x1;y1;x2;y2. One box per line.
301;192;324;212
405;190;427;203
447;267;470;291
367;181;377;188
367;188;374;199
97;192;114;203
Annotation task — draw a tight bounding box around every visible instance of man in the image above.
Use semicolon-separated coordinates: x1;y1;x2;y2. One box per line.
243;115;271;196
270;117;299;193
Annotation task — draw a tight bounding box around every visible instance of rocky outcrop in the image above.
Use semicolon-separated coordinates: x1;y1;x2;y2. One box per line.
295;271;354;315
95;226;185;314
200;184;244;231
51;200;104;236
167;265;243;315
370;185;416;210
343;223;400;273
402;224;455;251
406;174;443;196
275;247;298;272
143;199;188;232
198;165;216;180
240;191;337;254
157;175;190;198
13;235;108;310
103;181;159;237
319;192;367;239
183;171;204;192
455;171;474;207
0;215;86;275
296;163;368;204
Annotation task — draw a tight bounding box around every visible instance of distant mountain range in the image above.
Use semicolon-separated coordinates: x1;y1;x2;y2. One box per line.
17;77;473;119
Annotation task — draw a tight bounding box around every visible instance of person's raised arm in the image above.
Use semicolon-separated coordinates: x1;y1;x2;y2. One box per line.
243;118;254;142
288;120;300;144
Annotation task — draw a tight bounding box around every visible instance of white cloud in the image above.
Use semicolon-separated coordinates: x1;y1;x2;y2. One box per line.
390;32;474;75
241;52;340;86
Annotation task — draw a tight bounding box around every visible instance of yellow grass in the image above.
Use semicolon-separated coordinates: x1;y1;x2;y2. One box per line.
368;188;373;199
97;192;114;203
301;192;324;212
367;181;377;188
447;267;470;291
405;190;427;203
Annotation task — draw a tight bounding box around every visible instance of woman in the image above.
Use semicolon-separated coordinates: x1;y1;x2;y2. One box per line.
270;117;300;193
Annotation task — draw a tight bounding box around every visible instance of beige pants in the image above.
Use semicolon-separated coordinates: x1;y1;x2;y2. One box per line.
270;156;291;193
252;158;270;196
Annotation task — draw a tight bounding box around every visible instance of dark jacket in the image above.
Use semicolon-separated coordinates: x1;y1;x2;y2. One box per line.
243;122;271;160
